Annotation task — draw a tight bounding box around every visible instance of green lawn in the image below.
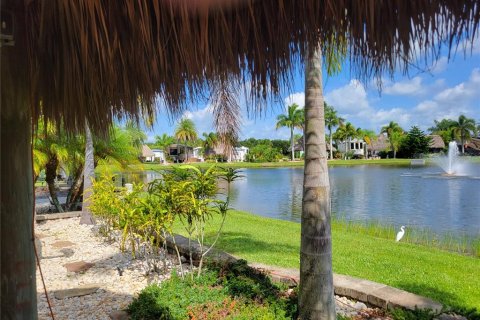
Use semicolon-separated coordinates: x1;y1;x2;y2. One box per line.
174;210;480;311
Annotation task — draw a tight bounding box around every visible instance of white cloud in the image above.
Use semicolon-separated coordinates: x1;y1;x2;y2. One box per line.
284;92;305;108
411;68;480;127
325;80;370;116
430;56;448;75
181;105;215;134
384;77;423;95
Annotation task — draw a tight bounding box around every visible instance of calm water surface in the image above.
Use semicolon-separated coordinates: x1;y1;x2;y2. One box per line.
125;164;480;236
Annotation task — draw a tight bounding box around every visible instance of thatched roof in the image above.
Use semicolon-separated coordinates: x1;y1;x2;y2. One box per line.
141;145;155;158
367;134;389;152
6;1;480;134
428;135;446;149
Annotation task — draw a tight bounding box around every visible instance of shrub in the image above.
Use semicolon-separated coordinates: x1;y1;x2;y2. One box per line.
127;264;296;320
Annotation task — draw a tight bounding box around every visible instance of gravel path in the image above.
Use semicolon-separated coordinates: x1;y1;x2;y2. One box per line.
36;217;176;320
35;217;391;319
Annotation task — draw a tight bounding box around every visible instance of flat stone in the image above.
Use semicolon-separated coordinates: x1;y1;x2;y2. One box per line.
51;240;76;249
109;310;130;320
54;284;101;299
36;211;81;221
64;261;95;273
436;314;467;320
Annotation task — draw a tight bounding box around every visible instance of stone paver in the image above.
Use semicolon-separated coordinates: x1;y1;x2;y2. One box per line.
64;261;95;273
54;283;101;299
51;240;76;249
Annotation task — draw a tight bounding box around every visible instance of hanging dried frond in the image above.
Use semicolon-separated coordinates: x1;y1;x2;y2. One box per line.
210;79;242;156
17;0;480;134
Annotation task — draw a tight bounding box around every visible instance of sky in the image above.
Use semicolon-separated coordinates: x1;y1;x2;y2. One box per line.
144;38;480;142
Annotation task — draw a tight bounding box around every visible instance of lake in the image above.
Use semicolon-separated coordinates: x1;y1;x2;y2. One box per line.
124;163;480;237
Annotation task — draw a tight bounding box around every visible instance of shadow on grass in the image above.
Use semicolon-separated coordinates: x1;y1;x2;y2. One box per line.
207;231;298;257
397;281;465;310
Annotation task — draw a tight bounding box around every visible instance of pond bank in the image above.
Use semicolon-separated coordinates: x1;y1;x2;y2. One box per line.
173;210;480;310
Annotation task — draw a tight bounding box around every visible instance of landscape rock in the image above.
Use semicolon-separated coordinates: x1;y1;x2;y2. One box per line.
109;310;130;320
64;260;95;273
435;314;468;320
51;240;76;249
54;284;101;299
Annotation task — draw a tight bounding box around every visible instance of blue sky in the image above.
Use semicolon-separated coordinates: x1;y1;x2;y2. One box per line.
145;38;480;142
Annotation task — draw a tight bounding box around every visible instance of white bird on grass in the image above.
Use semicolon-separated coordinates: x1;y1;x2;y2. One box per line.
396;226;405;242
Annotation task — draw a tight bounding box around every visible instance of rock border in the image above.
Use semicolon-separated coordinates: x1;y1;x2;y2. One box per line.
166;234;443;313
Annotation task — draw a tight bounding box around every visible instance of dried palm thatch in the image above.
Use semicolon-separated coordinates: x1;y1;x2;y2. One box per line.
12;0;480;134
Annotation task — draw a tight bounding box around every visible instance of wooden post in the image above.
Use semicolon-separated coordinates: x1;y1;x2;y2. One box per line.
1;1;38;318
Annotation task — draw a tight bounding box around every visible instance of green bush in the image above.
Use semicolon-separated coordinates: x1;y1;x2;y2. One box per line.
128;262;297;320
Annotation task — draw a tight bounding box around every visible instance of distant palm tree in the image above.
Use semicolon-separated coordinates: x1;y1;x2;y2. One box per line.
335;122;356;159
325;103;344;159
381;121;403;158
276;103;304;160
453;115;476;154
356;128;376;158
202;132;218;156
155;133;175;155
175;118;198;162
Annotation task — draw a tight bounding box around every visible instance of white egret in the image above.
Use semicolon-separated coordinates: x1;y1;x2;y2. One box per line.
396;226;405;242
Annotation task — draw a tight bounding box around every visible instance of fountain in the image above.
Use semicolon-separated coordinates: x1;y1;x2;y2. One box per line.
436;141;465;176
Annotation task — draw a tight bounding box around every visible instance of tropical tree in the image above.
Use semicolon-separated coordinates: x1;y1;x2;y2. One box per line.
175;118;198;162
356;128;377;159
334;122;356;159
325;103;344;159
80;123;146;224
33;120;70;212
80;122;96;224
299;44;336;319
202;132;218;156
155;133;175;154
276;103;304;161
381;121;404;158
452;115;477;154
401;126;432;158
428;118;457;145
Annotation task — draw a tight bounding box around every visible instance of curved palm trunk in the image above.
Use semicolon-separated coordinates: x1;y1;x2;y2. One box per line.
66;165;84;211
299;43;335;319
80;122;95;224
1;1;38;316
45;155;64;213
291;126;295;161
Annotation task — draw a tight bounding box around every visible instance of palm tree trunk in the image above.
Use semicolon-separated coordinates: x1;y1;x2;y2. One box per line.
80;122;95;225
329;128;333;160
299;43;335;319
461;134;465;154
1;1;38;316
45;155;64;213
291;126;295;161
66;165;84;211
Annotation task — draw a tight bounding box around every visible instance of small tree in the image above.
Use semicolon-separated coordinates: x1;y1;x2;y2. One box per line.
401;126;432;158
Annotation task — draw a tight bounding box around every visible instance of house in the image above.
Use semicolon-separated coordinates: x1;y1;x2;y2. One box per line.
427;135;445;153
337;138;366;157
367;134;389;159
167;144;194;163
209;144;248;162
193;147;204;161
231;146;249;162
465;138;480;156
151;148;166;163
290;136;335;158
140;145;155;162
